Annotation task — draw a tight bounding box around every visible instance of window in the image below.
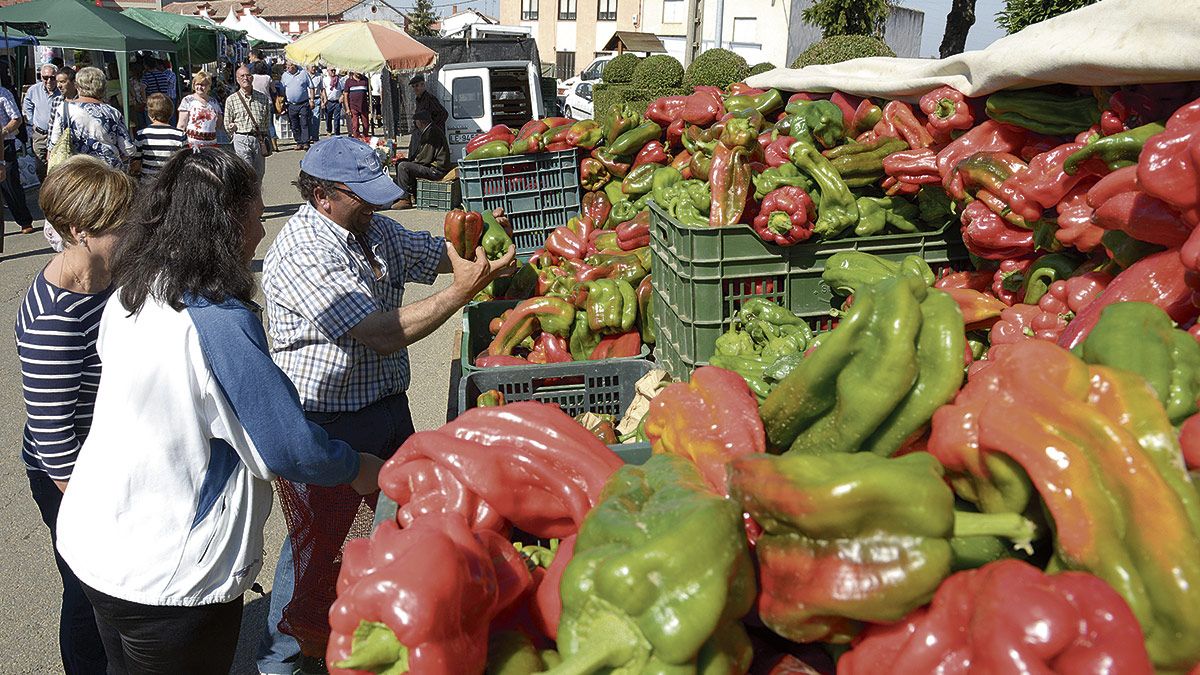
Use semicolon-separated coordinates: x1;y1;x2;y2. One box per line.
558;0;576;21
662;0;684;24
556;51;576;81
597;0;616;21
521;0;538;20
288;21;300;33
451;76;484;119
732;17;759;45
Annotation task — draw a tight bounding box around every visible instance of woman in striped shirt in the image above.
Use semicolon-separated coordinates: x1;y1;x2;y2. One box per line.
15;154;134;674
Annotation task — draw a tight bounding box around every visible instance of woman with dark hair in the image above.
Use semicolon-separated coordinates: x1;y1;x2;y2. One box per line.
52;147;384;674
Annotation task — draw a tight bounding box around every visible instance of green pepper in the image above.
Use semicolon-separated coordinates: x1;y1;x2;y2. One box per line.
581;278;638;333
480;210;513;261
463;139;510;161
724;89;783;116
854;196;922;236
740;297;812;340
917;186;957;227
650;166;683;206
605;103;641;146
1064;122;1166;174
753;163;814;200
1080;301;1200;425
730;451;1036;643
1101;230;1165;269
608;121;664;158
636;276;654;346
789;139;859;239
1020;252;1081;304
782;99;846;149
551;455;756;674
828;137;910;182
763;351;805;383
984;90;1101;136
603;178;627;208
822;252;934;297
622;162;661;197
608;199;641;227
503;261;539;300
568;311;602;361
715;325;757;356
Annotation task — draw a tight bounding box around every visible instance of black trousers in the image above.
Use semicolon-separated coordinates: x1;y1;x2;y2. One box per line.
393;161;445;199
82;583;243;675
2;139;33;228
27;471;108;674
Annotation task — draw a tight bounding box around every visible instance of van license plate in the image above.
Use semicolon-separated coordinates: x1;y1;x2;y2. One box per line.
449;133;475;145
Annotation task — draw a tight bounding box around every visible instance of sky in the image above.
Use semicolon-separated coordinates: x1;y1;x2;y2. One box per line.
436;0;1011;59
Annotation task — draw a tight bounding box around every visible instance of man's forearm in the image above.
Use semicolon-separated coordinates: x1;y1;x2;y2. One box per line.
352;283;473;355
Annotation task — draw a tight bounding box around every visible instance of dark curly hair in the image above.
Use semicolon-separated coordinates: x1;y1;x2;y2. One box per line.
112;147;261;314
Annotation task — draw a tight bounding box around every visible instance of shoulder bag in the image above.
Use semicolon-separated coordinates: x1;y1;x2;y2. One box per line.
46;100;73;171
237;90;272;158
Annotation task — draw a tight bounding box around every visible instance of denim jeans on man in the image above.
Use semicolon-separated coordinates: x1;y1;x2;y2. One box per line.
256;392;415;674
324;100;343;135
286;101;312;147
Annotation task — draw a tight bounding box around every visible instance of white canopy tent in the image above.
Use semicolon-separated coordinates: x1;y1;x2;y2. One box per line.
220;7;291;45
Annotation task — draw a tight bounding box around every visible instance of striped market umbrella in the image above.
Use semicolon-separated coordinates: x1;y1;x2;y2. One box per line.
285;20;437;73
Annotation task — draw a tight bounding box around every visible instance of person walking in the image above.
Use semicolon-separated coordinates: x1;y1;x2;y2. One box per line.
280;62;314;150
140;57;173;107
22;63;61;180
342;71;369;139
177;70;223;149
132;93;187;182
53;148;384;675
47;66;137;172
17;154;136;674
392;108;451;209
255;136;514;674
224;66;271;179
307;65;323;143
0;75;35;234
322;67;344;136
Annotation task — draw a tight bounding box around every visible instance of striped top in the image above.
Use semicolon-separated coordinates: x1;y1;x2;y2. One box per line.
142;69;174;100
15;270;112;481
134;124;187;178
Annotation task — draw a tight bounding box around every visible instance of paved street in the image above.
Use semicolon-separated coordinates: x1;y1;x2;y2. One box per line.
0;148;458;673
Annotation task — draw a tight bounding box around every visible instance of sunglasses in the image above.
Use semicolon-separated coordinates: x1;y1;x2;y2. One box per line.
41;75;54;80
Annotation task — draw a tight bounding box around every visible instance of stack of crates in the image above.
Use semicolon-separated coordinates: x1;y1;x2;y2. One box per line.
647;201;970;379
414;179;461;210
458;149;581;257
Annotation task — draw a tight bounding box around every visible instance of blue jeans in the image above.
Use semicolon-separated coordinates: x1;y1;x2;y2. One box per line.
310;104;321;142
286;101;312;147
324;100;343;135
28;470;108;674
256;393;416;673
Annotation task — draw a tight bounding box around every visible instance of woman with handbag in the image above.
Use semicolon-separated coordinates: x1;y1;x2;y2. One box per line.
224;66;271;178
46;66;137;172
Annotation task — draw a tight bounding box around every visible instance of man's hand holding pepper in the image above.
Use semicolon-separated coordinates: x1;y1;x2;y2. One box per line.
447;208;517;300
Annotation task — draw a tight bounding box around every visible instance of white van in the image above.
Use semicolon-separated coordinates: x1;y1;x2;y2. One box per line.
437;60;547;162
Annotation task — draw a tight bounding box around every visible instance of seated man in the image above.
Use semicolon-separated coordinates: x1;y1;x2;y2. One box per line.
393;108;450;209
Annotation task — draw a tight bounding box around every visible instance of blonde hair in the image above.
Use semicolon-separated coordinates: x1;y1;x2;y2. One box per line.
74;66;106;99
192;70;211;91
40;155;135;244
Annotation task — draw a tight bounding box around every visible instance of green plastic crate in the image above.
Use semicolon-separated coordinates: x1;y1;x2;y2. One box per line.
414;178;461;210
461;299;650;374
458;149;582;256
648;200;969;379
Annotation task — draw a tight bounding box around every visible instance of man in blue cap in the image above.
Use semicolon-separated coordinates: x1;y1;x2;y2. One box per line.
256;135;515;674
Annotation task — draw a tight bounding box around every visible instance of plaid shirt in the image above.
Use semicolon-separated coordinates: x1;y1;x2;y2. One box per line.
262;203;444;412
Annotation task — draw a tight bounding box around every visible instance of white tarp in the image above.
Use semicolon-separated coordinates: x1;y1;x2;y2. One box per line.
221;8;292;45
747;0;1200;101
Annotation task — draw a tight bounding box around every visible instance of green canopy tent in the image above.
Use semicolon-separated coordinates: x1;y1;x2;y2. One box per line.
0;0;177;125
122;9;247;69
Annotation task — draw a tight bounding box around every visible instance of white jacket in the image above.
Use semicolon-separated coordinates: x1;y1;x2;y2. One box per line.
57;294;359;607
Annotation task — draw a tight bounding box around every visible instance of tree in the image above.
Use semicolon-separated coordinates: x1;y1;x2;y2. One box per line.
996;0;1101;34
939;0;977;57
801;0;891;39
406;0;439;37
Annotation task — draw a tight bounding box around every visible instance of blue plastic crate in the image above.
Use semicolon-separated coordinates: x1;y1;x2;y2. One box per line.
458;149;582;256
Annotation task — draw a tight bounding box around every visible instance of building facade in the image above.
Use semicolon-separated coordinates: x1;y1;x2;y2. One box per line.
167;0;406;39
500;0;922;79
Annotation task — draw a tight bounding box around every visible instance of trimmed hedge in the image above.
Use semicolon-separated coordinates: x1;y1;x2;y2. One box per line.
747;62;776;77
632;54;685;90
683;48;749;90
790;35;895;68
602;54;641;83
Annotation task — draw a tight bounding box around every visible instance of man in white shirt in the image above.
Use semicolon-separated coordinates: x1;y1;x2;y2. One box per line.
22;63;60;179
321;68;344;136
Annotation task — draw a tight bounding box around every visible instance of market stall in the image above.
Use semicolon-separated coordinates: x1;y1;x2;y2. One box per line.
122;8;247;74
312;0;1200;672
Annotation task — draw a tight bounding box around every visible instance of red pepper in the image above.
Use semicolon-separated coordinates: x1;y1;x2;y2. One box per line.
588;229;620;255
465;125;515;155
991;257;1034;306
1055;178;1105;252
487;296;576;355
632;140;670;168
1091;190;1194;247
579;156;610;192
327;514;531;675
615;211;651;250
840;559;1154;675
943;287;1007;330
1086;164;1140;208
882;147;941;187
752;185;815;246
588;330;641;359
565;119;603;149
545;226;586;260
590;147;630;179
646;88;725;127
644;366;766;496
934;269;993;293
1137;97;1200;226
443;209;484;261
709;120;756;227
960;200;1034;260
516;119;549;141
541;116;573;129
727;82;765;96
543;141;573;152
528;333;573;364
919;85;975;144
873;101;934;149
581;191;612;230
1180;414;1200;471
1058;248;1200;349
764;136;798;168
937;121;1029;199
1100;89;1157;135
1001;141;1090;222
474;354;531;368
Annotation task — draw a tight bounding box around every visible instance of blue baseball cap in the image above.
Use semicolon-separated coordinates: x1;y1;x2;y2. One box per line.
300;136;403;207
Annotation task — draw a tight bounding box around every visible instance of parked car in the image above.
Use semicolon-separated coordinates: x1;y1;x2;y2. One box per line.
562;80;594;120
556;55;613;110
